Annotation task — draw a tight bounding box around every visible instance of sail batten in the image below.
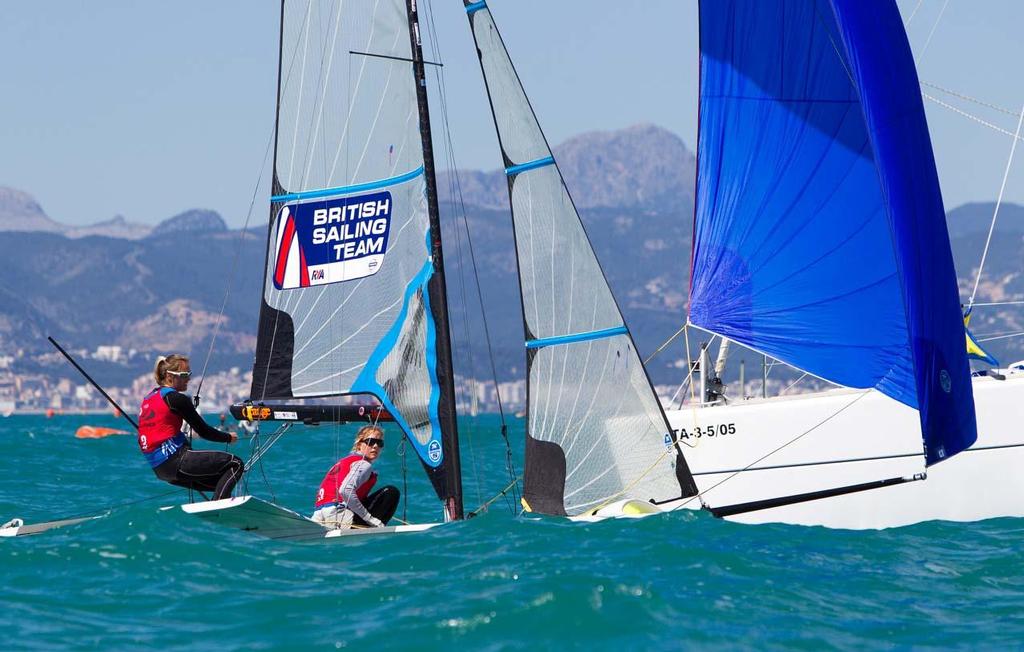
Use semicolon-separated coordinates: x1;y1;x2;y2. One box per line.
464;2;697;516
691;0;976;464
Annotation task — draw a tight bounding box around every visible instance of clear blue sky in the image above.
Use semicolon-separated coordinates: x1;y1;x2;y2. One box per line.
0;1;1021;227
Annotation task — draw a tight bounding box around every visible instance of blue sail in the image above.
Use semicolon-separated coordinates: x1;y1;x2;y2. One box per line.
690;0;976;464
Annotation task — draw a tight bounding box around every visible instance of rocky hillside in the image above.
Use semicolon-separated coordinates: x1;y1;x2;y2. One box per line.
1;124;1022;387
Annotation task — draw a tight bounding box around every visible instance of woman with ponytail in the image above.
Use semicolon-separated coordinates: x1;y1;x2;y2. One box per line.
137;355;244;499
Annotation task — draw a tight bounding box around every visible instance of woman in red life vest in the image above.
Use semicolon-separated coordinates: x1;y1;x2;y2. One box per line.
312;425;400;529
138;355;244;499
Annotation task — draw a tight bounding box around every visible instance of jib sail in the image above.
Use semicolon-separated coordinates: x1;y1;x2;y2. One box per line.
463;1;698;516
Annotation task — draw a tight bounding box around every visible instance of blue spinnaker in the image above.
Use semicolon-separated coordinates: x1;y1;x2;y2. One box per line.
691;0;976;464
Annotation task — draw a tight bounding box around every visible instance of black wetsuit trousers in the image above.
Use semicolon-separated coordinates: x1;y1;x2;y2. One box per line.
154;447;244;500
353;486;400;526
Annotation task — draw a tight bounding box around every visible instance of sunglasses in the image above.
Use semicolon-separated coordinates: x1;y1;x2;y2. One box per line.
361;437;385;449
167;370;192;378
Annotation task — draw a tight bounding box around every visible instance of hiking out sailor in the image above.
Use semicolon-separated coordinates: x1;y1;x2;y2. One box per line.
138;355;243;500
312;425;400;528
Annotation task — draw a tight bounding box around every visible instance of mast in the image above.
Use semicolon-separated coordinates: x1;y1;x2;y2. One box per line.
405;0;463;521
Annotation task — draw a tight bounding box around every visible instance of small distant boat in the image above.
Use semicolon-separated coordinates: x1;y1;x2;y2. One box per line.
0;400;13;417
75;425;131;439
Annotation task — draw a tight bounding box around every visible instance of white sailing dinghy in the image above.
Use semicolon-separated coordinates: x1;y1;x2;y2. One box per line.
0;515;105;538
461;1;701;519
183;0;468;540
658;0;990;529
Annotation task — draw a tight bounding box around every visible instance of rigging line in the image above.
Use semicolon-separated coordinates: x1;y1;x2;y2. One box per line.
244;423;292;472
441;127;486;510
576;437;681;515
811;1;856;89
915;0;950;66
348;50;442;67
923;93;1024;141
644;322;688;365
978;330;1024;343
670;390;873;512
679;324;695;409
255;423;280;503
31;488;182;523
905;0;925;25
669;346;701;407
969;103;1024;310
422;20;484;502
424;1;516;496
779;372;810;396
920;81;1020;117
972;301;1024;307
467;475;522;518
397;436;408;524
194;125;276;398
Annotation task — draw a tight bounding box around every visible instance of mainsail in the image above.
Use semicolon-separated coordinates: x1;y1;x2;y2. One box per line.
690;0;977;464
249;0;462;518
463;1;698;516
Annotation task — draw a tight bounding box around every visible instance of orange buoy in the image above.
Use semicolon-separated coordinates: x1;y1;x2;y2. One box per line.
45;408;55;418
75;425;131;439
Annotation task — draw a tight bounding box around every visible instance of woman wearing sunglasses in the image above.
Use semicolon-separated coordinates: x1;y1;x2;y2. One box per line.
137;354;244;499
312;424;400;529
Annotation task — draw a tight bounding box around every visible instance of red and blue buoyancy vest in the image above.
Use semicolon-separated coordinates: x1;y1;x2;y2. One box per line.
138;387;187;468
314;454;377;509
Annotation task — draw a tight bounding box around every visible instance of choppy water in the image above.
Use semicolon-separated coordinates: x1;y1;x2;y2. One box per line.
2;414;1023;650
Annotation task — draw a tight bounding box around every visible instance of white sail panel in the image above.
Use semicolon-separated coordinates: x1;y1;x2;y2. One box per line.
529;335;685;514
276;0;419;194
512;166;622;340
465;2;697;516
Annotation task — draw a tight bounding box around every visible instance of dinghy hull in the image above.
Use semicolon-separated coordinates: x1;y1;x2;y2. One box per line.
181;496;441;541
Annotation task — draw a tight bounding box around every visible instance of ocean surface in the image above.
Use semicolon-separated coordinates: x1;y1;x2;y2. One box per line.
2;413;1022;651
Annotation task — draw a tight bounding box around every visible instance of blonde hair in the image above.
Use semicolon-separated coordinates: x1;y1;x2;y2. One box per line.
351;424;384;452
154;354;190;385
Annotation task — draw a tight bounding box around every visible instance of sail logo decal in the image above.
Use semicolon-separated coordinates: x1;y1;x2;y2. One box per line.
428;440;442;463
272;191;393;290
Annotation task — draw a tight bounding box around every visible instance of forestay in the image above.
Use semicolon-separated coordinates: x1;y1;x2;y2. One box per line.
249;0;461;516
690;0;976;464
463;1;698;516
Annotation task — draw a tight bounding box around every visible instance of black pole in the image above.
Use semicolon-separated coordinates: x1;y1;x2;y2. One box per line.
405;0;463;521
47;336;139;431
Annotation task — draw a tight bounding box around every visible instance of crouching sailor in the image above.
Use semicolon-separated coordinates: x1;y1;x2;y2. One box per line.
312;425;400;529
138;355;244;500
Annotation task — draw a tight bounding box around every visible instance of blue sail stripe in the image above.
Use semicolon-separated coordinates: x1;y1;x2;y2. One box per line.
505;156;555;176
525;326;628;349
271;166;425;202
465;1;487;15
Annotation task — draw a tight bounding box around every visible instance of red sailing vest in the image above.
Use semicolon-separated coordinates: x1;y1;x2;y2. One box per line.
138;387;184;455
315;453;377;509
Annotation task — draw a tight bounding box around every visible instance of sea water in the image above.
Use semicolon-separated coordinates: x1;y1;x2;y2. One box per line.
2;414;1022;650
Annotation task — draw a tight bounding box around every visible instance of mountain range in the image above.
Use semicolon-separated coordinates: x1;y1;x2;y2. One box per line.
1;124;1021;389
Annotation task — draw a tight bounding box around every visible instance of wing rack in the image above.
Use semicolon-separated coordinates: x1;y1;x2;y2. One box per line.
230;403;394;425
